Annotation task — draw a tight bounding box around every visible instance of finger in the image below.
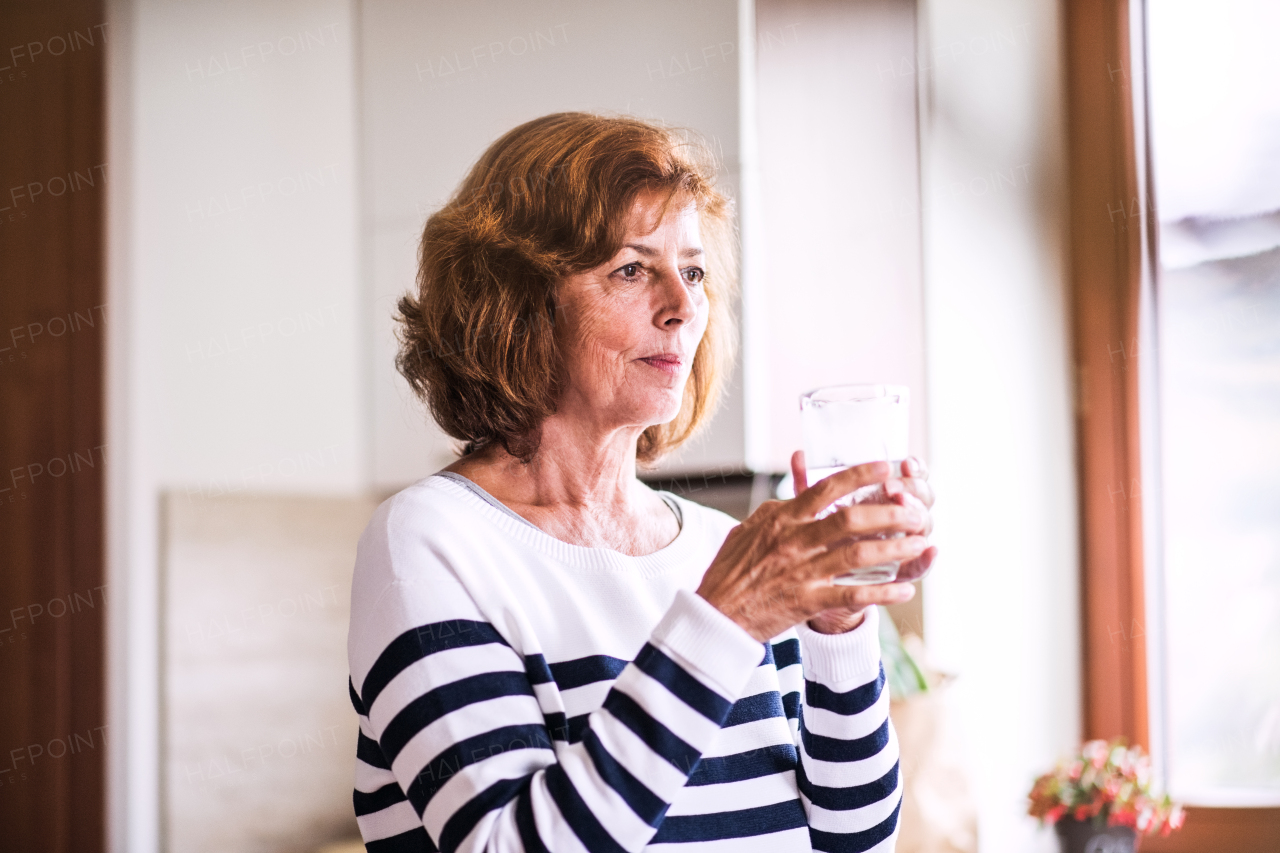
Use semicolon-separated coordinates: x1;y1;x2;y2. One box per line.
792;460;891;518
894;491;933;536
791;450;809;495
810;580;916;613
792;502;926;551
892;545;937;583
899;475;935;510
902;456;930;481
807;535;929;580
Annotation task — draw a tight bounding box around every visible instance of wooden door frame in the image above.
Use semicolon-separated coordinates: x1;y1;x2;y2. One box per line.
0;1;108;850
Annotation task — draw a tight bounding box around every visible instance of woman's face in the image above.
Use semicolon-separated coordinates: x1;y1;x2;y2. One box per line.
555;190;709;435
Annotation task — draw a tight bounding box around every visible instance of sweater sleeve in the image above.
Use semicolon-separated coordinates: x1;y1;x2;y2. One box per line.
777;607;902;853
348;519;765;853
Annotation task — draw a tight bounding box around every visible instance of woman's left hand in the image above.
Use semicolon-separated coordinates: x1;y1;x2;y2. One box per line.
790;450;937;634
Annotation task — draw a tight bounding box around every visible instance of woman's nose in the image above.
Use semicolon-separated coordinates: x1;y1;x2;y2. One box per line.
657;266;696;327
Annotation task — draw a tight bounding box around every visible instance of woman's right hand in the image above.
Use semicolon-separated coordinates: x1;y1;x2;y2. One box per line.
695;461;928;642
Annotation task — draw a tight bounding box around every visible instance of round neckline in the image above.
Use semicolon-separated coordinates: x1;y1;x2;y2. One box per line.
422;473;701;576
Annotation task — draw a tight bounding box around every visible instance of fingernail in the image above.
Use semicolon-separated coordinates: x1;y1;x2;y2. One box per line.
904;457;919;476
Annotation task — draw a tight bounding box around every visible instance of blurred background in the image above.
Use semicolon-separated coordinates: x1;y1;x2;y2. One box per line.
1;0;1276;851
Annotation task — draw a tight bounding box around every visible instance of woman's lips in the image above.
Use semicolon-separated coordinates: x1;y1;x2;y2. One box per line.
638;355;682;375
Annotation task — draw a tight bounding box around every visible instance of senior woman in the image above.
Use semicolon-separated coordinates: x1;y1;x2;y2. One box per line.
347;112;937;853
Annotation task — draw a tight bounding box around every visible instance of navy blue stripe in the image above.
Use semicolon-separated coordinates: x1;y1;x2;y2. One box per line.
525;653;554;685
581;728;668;827
350;678;368;716
804;664;885;716
687;743;797;786
544;763;629;853
381;670;534;762
361;620;508;710
544;711;569;740
724;691;786;728
548;655;628;690
797;760;899;811
801;719;891;763
543;712;591;743
651;799;808;843
782;691;802;722
760;642;775;667
357;730;391;770
438;775;526;853
809;800;901;852
514;779;551;853
512;773;552;850
365;826;438;853
633;643;731;723
354;781;407;816
773;638;801;670
405;724;553;814
602;690;700;774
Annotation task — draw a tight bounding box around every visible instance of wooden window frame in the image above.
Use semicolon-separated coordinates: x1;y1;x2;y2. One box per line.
1065;1;1280;849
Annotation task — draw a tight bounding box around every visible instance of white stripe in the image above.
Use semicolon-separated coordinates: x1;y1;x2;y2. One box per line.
738;666;780;697
355;757;400;794
799;725;899;788
612;666;723;749
646;825;812;853
701;717;794;758
663;770;799;816
803;686;891;740
356;800;422;842
422;749;553;838
589;705;690;793
528;771;593;853
802;780;902;834
558;679;613;719
369;642;525;731
558;739;660;841
389;694;548;785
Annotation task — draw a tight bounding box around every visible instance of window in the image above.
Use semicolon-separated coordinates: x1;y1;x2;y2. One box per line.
1146;0;1280;806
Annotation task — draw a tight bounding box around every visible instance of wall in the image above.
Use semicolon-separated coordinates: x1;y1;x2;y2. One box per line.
752;0;927;474
916;0;1080;850
359;0;745;486
108;1;364;849
132;0;364;496
163;494;375;853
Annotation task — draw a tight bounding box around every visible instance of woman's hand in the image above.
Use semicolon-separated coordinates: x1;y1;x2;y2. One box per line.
696;459;932;642
794;452;937;634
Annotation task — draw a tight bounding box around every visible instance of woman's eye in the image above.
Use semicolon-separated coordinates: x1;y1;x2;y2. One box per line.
683;267;705;284
619;263;641;279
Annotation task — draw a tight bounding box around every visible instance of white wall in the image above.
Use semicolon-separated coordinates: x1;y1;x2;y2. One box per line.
134;0;365;496
753;0;927;473
359;0;746;486
109;1;364;850
916;1;1079;850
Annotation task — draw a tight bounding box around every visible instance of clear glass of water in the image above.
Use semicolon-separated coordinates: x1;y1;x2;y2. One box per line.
800;384;910;586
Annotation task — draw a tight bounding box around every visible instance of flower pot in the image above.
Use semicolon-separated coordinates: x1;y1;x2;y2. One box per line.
1054;818;1137;853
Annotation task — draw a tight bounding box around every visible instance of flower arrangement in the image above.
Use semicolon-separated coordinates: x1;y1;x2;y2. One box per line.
1028;739;1186;837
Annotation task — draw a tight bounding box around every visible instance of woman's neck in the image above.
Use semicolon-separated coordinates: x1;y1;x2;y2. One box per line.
444;416;678;555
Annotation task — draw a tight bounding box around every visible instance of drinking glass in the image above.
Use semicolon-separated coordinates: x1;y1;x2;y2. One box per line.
800;384;910;585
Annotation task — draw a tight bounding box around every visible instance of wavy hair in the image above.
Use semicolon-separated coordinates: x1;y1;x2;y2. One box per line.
396;112;737;464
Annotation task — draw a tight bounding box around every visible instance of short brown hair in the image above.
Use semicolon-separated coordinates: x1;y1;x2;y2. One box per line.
396;112;737;464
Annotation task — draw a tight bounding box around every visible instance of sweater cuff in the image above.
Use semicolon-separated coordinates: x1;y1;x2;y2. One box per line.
795;605;883;686
651;589;765;702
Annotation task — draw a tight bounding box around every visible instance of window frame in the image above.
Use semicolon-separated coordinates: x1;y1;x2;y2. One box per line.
1065;0;1280;848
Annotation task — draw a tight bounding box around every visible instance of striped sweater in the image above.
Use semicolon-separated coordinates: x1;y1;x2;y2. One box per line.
347;474;901;853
